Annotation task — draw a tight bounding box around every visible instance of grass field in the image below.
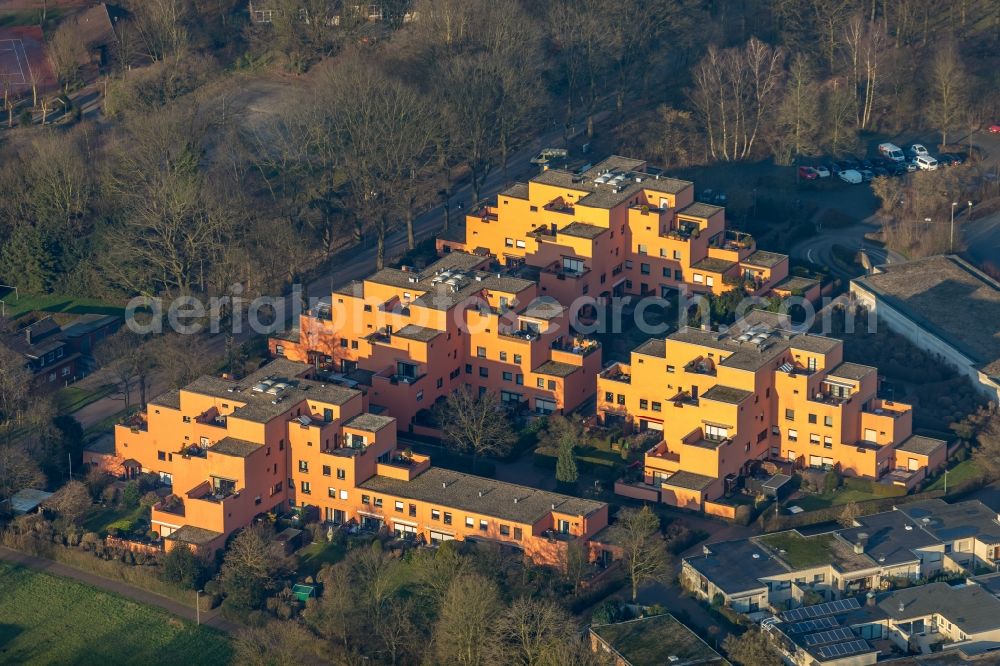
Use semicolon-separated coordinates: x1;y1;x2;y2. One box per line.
0;562;231;665
926;459;983;492
791;488;883;512
296;539;346;578
0;291;123;321
54;384;117;414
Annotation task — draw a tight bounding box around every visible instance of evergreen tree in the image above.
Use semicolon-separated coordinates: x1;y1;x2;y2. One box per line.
555;439;578;485
0;225;58;293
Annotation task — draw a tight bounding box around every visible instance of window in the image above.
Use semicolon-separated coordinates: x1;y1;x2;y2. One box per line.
431;509;441;521
500;351;507;362
513;527;522;540
328;487;336;498
638;244;647;254
673;250;682;260
479;520;489;532
500;524;510;536
785;408;795;421
466;517;475;528
444;512;452;525
362;494;370;505
788;429;798;442
351;340;359;349
824;436;833;449
515;374;523;385
674;270;683;280
810;433;820;445
503;371;513;381
563;257;585;274
61;366;71;377
625;260;633;269
299;460;309;472
479;367;488;378
808;357;817;371
640;399;648;410
705;424;728;441
339;490;348;500
666;365;675;373
693;273;704;284
640;263;650;275
374;497;382;508
182;416;191;423
476;346;486;358
514;354;522;364
537;378;545;388
322;465;331;476
548;380;556;390
157;451;166;461
340;338;348;348
465;364;472;374
651;401;662;412
617;394;626;405
605;392;614;402
301;481;311;494
808;414;817;424
515;240;526;249
505;237;514;247
824;416;834;427
337;469;345;480
535;398;556;415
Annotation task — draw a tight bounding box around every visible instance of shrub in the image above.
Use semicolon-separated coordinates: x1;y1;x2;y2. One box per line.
592;599;627;625
121;481;141;508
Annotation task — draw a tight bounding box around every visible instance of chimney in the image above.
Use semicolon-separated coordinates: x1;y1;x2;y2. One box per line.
853;532;868;554
866;592;875;606
441;481;447;489
898;600;905;613
24;327;32;345
513;497;519;504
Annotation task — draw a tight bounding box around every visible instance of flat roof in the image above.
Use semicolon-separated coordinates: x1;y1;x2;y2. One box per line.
664;470;716;491
840;509;939;566
701;384;754;404
530;156;692;209
166;525;223;546
898;499;1000;544
774;276;821;293
590;614;729;666
896;435;946;456
677;202;724;219
880;582;1000;635
685;539;789;595
826;362;876;382
10;488;53;514
853;256;1000;378
501;182;529;200
532;360;579;378
210;437;259;458
743;249;788;268
632;338;666;358
358;466;605;525
691;257;736;274
558;221;607;239
393;324;442;343
343;413;396;433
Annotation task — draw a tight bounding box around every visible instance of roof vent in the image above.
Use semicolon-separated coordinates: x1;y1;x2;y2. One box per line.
407;275;419;283
442;481;448;489
898;601;905;613
904;525;913;531
551;503;556;510
478;491;484;497
513;497;518;503
703;545;711;556
752;553;760;559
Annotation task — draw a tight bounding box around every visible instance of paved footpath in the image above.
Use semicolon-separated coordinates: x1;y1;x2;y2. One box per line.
0;546;240;635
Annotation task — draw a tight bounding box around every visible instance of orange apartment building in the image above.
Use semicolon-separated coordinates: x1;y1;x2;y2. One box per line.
269;251;602;431
88;358;609;563
597;310;946;513
437;155;819;305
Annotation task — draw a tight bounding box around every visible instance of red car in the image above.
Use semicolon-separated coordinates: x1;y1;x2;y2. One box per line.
990;124;1000;134
798;166;818;180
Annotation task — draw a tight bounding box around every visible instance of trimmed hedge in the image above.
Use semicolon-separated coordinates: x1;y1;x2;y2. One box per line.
841;476;907;498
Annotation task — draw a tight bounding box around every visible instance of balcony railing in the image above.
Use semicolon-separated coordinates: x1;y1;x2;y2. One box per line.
684;357;716;376
551;337;600;356
600;363;631;384
120;413;148;432
153;496;185;517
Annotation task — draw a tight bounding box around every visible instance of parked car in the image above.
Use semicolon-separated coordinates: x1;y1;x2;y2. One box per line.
814;165;831;178
860;169;875;182
872;165;889;178
798;166;818;180
940;153;965;166
859;158;874;170
905;161;917;172
989;125;1000;134
878;142;906;162
839;169;863;184
909;144;930;158
913;155;939;170
937;154;956;167
833;161;853;174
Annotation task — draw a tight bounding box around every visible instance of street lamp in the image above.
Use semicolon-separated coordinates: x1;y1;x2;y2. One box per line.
951;202;958;253
968;200;974;223
196;589;203;625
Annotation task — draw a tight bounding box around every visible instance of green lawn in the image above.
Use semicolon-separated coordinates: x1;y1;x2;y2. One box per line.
0;292;123;321
81;505;146;536
297;539;346;578
0;562;231;665
758;532;836;569
54;385;117;414
926;459;983;492
792;488;883;512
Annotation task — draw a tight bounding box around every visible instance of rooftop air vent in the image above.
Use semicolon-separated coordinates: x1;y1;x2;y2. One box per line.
904;525;913;531
752;553;760;559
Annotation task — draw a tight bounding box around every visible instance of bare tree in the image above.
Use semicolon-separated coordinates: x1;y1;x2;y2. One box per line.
0;444;45;510
94;330;157;409
844;16;885;130
44;480;92;523
488;597;578;666
973;411;1000;481
772;53;821;163
927;42;966;147
48;23;86;92
0;342;32;430
434;573;502;666
232;621;320;666
436;386;516;471
611;505;671;601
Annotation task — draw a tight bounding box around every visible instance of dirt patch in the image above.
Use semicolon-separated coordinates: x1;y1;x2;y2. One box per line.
0;24;56;95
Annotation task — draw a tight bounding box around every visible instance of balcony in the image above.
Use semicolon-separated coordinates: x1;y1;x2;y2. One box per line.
499;328;539;342
543;198;575;216
808;391;851;407
471;202;499;222
187;479;239;503
684;356;716;377
196;410;227;428
670;389;699;407
551;337;600;357
120;413;148;433
600;362;631;384
662;220;700;241
864;399;911;419
711;229;755;252
153;495;185;517
646;441;679;464
306;298;333;320
376;451;431;481
541;260;590;280
367;329;393;345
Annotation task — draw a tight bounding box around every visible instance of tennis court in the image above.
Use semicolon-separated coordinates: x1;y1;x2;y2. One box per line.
0;25;55;94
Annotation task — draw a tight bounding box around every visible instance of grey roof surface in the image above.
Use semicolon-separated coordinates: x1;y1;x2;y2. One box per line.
359;467;605;525
522;297;565;320
343;413;396;433
701;385;754;404
840;510;938;566
590;615;729;666
880;583;1000;634
394;324;443;343
558;221;607;239
774;276;821;293
210;437;259;458
691;257;737;273
852;256;1000;378
826;362;876;382
530;156;692;209
895;435;946;456
743;249;788;268
898;499;1000;544
633;338;666;358
664;471;716;491
166;525;223;546
677;202;724;219
149;389;181;410
181;359;361;423
533;360;579;378
685;539;789;595
60;314;121;338
668;310;842;373
501;182;529;200
10;488;53;514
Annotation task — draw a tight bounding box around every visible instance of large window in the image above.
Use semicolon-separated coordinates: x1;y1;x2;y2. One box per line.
562;257;585;274
705;424;728;441
535;398;556;415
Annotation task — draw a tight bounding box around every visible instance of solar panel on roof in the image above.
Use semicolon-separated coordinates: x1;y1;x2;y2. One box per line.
780;597;861;622
802;627;855;646
785;617;838;634
816;639;871;660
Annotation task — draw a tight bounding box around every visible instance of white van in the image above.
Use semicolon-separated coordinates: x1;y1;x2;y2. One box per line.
914;155;938;170
878;142;905;162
